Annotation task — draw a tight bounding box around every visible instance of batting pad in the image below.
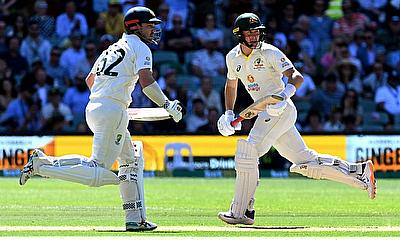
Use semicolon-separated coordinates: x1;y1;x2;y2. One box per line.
38;155;119;187
290;154;367;190
231;139;259;218
118;141;146;223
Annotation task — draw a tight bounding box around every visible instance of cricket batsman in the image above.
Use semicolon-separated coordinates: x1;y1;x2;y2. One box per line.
217;13;376;225
19;7;184;231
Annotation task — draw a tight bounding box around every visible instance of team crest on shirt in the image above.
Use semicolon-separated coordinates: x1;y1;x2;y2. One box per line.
253;58;265;70
115;134;122;145
236;65;241;72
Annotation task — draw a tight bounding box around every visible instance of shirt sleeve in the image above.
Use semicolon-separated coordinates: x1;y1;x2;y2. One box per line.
226;53;237;80
374;87;386;103
134;44;152;74
268;47;294;73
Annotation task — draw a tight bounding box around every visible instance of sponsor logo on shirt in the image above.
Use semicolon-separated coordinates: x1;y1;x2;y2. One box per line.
146;56;150;61
253;58;265;70
144;61;151;66
280;57;289;68
247;74;255;83
236;65;241;72
247;83;260;91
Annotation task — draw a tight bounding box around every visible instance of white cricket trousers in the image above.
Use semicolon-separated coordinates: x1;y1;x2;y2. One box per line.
248;99;318;164
86;98;135;168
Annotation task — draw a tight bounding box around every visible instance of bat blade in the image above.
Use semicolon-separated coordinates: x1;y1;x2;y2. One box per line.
231;95;284;127
127;108;171;121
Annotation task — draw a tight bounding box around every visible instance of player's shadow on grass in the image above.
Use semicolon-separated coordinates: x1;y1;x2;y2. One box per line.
239;226;306;230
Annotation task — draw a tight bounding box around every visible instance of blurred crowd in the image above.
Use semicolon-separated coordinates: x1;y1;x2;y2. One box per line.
0;0;399;134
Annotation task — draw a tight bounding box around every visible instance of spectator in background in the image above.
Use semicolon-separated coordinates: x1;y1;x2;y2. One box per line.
100;0;124;38
291;24;315;59
162;68;188;108
302;109;324;132
1;37;29;83
193;76;222;114
332;0;370;39
358;0;387;23
197;107;219;133
292;61;316;100
191;37;225;78
363;62;388;98
341;89;363;126
164;14;194;63
311;73;345;118
342;114;360;131
0;20;7;54
5;14;27;40
164;0;190;30
63;73;89;129
375;70;400;117
0;79;17;113
196;13;224;49
322;106;344;131
309;0;333;58
98;34;115;53
376;15;400;53
60;33;86;81
279;2;297;36
45;47;70;92
186;98;208;133
33;66;52;107
0;0;16;19
88;16;107;44
356;29;385;71
78;41;98;76
120;0;145;15
20;19;52;68
0;83;34;131
336;59;362;93
376;15;400;72
156;3;170;33
56;1;88;40
20;99;43;132
0;59;12;84
42;88;73;132
264;14;287;50
30;0;55;40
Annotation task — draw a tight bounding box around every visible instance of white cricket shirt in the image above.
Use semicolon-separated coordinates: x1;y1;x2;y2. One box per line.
89;33;152;107
226;43;293;101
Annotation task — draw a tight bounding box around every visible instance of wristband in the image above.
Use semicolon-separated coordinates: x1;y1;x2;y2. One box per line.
281;83;296;99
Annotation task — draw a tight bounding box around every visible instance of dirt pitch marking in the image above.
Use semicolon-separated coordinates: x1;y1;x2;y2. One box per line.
1;226;400;232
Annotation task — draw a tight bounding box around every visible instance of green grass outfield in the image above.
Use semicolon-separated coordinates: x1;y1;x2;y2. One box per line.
0;177;400;238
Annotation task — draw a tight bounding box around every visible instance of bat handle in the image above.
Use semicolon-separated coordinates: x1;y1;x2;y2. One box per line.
231;116;244;127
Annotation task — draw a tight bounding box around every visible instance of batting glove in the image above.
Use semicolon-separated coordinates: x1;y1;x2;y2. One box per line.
164;100;185;122
217;110;241;136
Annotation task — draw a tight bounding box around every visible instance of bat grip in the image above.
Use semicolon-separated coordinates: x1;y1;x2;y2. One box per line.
230;116;244;127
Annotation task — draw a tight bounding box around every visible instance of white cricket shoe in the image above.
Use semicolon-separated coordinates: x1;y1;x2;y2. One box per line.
217;209;255;225
126;221;157;231
360;160;376;199
19;149;45;185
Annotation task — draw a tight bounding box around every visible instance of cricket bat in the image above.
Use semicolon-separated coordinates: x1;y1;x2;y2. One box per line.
230;94;284;127
127;108;171;121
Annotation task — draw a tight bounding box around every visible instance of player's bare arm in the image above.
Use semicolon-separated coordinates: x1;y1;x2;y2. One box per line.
139;68;184;122
224;78;238;111
282;67;304;89
85;73;95;89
